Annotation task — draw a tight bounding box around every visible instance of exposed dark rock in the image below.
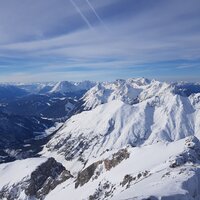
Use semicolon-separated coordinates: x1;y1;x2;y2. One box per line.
88;181;115;200
25;157;72;199
89;188;103;200
121;171;149;189
75;161;103;188
0;181;28;200
75;149;130;188
49;134;98;161
169;137;200;168
104;149;130;171
120;174;135;188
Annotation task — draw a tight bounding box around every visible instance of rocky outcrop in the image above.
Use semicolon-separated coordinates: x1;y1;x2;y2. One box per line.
0;181;28;200
0;157;72;200
88;181;115;200
75;148;130;188
169;136;200;168
104;149;130;171
120;170;149;189
120;174;135;188
75;161;102;188
47;134;98;162
25;157;72;199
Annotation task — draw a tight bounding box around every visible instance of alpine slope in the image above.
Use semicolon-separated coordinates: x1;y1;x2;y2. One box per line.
1;78;200;200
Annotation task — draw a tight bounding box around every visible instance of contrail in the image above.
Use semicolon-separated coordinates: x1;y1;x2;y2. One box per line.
85;0;109;31
70;0;93;30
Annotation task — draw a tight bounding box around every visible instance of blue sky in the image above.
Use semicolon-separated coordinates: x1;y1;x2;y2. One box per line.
0;0;200;82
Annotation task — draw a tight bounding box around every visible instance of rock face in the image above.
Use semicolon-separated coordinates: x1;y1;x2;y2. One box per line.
0;157;72;200
169;136;200;168
45;86;200;168
75;161;102;188
75;149;130;188
104;149;130;171
120;170;150;189
25;157;72;199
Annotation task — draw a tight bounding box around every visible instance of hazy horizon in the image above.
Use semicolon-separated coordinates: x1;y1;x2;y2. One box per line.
0;76;200;84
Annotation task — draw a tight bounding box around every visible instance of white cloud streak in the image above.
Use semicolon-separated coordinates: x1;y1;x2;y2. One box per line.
69;0;93;30
85;0;109;31
0;0;200;82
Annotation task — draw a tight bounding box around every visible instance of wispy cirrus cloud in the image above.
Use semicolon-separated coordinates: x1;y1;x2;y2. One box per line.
0;0;200;82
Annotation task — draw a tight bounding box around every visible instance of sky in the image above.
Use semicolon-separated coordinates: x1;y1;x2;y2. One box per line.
0;0;200;82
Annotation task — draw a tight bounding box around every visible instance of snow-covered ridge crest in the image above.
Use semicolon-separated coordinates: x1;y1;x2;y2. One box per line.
0;80;96;94
1;78;200;200
43;78;200;167
44;92;200;171
82;78;200;110
82;78;171;110
49;80;96;94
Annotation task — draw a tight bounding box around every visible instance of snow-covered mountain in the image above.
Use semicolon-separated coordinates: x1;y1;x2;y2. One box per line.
45;136;200;200
49;81;96;94
6;80;96;95
82;78;200;110
1;136;200;200
16;82;56;94
43;87;200;169
0;80;95;165
0;78;200;200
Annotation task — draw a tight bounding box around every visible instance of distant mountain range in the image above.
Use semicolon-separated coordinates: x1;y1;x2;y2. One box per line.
0;81;95;163
0;78;200;200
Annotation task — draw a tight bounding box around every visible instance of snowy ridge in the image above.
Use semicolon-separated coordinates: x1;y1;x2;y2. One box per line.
82;78;173;109
1;80;96;94
1;78;200;199
2;137;200;200
82;78;200;110
45;136;200;200
49;80;95;94
16;82;56;94
0;157;47;189
44;92;200;168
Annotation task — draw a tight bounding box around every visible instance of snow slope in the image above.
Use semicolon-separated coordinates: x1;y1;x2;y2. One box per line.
1;137;200;200
45;136;200;200
49;81;95;94
82;78;172;109
82;78;200;110
1;78;200;200
0;157;47;189
43;92;200;171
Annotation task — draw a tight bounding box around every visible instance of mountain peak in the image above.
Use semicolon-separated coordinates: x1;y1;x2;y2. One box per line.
49;81;95;94
82;78;171;110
